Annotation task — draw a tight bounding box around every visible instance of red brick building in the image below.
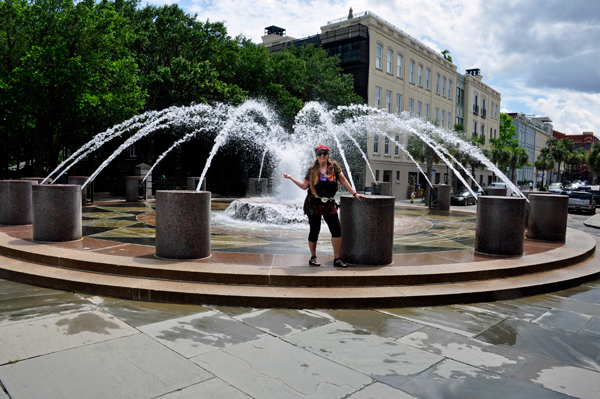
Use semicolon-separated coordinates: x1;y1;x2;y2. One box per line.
552;130;599;183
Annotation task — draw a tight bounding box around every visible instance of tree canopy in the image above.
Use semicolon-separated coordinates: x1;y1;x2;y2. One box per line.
0;0;362;177
488;113;529;182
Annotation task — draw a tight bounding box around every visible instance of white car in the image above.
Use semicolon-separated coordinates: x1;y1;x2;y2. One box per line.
487;182;515;196
548;183;563;194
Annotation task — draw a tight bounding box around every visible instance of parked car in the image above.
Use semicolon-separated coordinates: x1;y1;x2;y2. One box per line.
568;191;597;214
451;190;477;206
548;182;563;194
590;189;600;207
487;182;515;196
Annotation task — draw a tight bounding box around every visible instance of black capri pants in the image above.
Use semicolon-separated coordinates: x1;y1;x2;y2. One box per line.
308;214;342;242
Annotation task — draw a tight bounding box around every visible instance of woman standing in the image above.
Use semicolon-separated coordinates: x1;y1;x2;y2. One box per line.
283;145;361;268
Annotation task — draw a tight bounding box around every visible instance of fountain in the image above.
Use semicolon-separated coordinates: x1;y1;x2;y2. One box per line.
1;98;594;308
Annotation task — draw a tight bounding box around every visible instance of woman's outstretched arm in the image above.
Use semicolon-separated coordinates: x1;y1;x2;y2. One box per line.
283;173;310;190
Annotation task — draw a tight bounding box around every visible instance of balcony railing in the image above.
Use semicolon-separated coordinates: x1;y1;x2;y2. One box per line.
481;108;486;118
473;104;479;115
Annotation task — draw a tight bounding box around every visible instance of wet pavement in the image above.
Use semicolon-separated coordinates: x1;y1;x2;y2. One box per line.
0;208;599;398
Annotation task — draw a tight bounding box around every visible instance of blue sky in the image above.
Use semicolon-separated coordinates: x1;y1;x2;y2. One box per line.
142;0;600;136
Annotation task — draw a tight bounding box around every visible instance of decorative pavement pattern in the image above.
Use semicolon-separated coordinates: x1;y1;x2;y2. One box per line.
81;201;477;255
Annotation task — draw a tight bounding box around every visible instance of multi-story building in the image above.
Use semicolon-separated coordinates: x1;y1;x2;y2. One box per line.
262;10;502;196
506;113;553;185
461;69;501;187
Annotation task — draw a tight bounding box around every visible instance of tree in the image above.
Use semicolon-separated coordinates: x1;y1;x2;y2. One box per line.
2;0;145;176
534;147;555;187
489;113;529;182
587;141;600;181
569;147;588;179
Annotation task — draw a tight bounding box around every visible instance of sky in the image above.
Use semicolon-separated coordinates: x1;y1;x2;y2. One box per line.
142;0;600;136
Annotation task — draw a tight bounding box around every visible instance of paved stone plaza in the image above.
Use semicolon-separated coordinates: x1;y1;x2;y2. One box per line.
0;203;599;398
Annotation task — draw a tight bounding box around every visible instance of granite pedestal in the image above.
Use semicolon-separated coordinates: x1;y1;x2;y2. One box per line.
155;190;211;260
68;176;89;205
340;195;395;265
527;194;569;242
485;187;508;196
0;180;35;225
126;176;143;202
523;191;552;227
432;184;452;211
20;177;51;184
32;185;82;242
248;178;268;197
475;196;526;256
186;177;207;191
371;182;391;196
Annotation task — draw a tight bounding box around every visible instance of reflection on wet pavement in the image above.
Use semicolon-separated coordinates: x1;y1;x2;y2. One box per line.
2;276;600;398
78;202;480;255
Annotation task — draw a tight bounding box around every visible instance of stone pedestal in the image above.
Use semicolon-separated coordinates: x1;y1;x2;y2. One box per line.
340;195;395;265
433;184;452;211
523;191;552;227
527;194;569;242
32;184;82;242
68;176;89;205
155;190;211;259
20;177;51;184
475;196;526;256
485;187;508;196
126;176;143;202
248;178;268;197
0;180;35;225
186;177;207;191
371;182;391;196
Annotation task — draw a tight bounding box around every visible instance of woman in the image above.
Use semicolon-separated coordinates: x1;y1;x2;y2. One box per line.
283;145;361;268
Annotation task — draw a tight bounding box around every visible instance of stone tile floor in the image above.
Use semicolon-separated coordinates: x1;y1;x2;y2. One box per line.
0;207;598;398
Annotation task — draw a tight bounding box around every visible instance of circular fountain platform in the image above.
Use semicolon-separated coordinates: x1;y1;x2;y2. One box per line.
0;202;599;308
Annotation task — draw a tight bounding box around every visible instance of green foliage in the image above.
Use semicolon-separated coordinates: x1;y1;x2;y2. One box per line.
0;0;362;177
534;147;555;186
489;113;529;181
587;141;600;173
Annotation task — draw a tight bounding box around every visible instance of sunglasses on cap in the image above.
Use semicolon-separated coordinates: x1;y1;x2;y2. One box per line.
316;151;329;156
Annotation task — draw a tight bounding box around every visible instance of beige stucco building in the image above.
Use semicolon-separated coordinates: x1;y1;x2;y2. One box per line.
262;10;503;197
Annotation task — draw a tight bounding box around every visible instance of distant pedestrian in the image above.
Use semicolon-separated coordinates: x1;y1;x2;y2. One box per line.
529;181;533;190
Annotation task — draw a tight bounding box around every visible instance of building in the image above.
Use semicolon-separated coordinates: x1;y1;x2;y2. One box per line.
552;130;599;183
262;10;502;196
506;113;553;185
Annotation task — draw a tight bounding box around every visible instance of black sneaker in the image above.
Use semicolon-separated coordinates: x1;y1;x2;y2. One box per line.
333;258;347;268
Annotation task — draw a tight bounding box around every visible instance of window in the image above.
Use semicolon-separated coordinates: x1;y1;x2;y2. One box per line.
376;170;380;181
473;121;478;137
436;74;440;94
409;61;415;83
494;128;497;139
448;112;451;129
129;145;136;158
376;44;382;69
442;77;447;97
409;98;414;116
387;49;393;73
374;133;380;154
384;135;390;155
481;124;485;137
490;127;493;139
441;110;445;127
482;98;486;116
586;143;591;151
418;65;423;86
396;94;402;115
425;104;430;120
395;134;400;156
397;54;403;78
386;91;392;113
435;108;439;122
417;101;422;118
426;69;431;90
375;87;382;109
396;171;400;180
448;81;452;99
